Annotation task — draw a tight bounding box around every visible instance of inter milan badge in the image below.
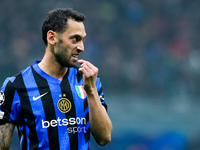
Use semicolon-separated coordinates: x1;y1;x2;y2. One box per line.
0;90;5;105
57;96;72;113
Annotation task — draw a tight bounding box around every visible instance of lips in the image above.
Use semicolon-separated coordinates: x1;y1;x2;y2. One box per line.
72;54;78;61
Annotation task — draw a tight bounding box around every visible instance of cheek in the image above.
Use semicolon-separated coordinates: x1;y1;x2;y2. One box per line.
67;42;76;49
65;39;77;47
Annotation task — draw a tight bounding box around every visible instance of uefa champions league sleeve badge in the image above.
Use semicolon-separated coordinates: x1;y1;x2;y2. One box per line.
0;90;5;105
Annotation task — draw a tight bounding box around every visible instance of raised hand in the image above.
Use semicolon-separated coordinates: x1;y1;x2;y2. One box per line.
78;59;98;93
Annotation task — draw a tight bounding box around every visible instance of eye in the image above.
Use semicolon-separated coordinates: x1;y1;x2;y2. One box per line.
72;36;81;43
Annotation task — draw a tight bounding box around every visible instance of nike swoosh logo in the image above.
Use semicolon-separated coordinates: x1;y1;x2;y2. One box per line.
33;92;48;101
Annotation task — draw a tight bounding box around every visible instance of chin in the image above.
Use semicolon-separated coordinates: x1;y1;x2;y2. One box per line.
58;59;76;68
63;62;76;68
67;64;76;68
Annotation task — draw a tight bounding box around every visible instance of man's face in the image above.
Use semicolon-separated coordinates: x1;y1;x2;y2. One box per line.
53;19;86;67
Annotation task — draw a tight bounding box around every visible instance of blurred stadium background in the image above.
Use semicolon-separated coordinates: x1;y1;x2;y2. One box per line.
1;0;200;149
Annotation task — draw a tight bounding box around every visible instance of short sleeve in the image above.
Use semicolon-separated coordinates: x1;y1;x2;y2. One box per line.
96;77;107;111
0;77;20;125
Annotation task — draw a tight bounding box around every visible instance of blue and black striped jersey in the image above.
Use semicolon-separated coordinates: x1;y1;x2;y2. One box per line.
0;61;107;150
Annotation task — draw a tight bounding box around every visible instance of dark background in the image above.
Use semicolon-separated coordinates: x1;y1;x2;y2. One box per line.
1;0;200;149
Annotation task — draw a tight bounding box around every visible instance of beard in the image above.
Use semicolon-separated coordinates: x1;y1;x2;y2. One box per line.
53;39;76;68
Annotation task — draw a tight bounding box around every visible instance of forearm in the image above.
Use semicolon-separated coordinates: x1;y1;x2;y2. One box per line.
77;59;112;145
0;123;15;150
87;88;112;146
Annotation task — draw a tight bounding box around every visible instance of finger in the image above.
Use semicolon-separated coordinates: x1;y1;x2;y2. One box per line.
84;62;98;75
81;63;93;74
78;60;98;75
80;61;95;71
78;60;90;70
77;59;86;65
78;67;88;75
78;59;92;68
85;62;95;70
80;64;95;77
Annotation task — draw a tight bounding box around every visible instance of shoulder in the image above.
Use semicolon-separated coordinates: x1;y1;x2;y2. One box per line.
1;65;32;91
1;76;16;94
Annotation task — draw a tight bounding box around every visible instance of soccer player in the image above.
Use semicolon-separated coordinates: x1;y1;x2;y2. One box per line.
0;8;112;150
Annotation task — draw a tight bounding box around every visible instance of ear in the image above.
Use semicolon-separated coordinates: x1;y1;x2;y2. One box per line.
47;30;58;45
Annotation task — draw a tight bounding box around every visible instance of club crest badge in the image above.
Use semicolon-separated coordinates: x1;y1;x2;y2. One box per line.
0;90;5;105
57;98;71;113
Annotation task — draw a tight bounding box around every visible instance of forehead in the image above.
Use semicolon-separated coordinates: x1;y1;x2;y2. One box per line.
63;19;86;37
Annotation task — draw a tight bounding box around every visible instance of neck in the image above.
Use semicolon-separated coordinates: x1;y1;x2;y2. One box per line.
38;49;68;81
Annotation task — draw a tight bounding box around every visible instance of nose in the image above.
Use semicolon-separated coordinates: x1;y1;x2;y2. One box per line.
77;42;84;52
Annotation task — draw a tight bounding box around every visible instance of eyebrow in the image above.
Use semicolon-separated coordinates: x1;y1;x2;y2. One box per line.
71;34;87;40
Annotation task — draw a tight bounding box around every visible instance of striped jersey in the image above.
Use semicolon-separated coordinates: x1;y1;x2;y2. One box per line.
0;61;107;150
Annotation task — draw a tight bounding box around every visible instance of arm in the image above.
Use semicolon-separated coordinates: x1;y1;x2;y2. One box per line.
0;123;15;150
78;60;112;146
87;89;112;146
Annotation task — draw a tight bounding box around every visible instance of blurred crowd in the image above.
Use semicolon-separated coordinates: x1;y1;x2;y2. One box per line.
0;0;200;98
1;0;200;149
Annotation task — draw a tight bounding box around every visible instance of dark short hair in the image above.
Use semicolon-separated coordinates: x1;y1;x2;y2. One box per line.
42;8;85;46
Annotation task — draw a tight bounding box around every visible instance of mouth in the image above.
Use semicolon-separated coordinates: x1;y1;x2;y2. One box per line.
72;54;78;61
